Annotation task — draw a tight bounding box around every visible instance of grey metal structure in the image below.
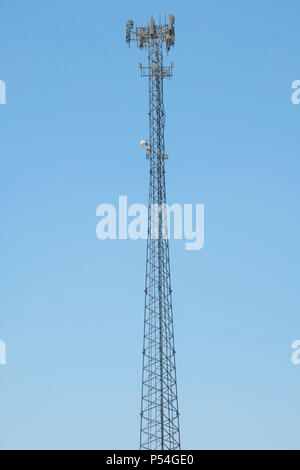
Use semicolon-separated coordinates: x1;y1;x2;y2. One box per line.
126;15;181;451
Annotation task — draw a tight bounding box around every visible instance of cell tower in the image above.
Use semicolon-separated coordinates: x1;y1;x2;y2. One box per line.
126;15;181;450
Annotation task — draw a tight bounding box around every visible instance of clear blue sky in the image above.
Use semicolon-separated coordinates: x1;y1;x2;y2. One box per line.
1;0;300;450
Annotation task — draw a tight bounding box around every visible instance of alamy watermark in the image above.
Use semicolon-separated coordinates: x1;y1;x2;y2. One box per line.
291;80;300;104
0;340;6;365
291;340;300;365
0;80;6;104
96;196;204;251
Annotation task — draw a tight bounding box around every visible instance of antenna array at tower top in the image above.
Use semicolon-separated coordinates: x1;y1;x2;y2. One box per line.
126;15;175;51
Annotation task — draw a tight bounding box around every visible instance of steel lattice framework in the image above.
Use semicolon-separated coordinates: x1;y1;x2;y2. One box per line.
126;15;181;451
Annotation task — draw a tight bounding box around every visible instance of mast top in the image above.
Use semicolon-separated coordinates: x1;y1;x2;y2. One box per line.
126;15;175;51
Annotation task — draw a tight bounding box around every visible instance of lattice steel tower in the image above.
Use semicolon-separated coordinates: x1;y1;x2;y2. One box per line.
126;15;181;450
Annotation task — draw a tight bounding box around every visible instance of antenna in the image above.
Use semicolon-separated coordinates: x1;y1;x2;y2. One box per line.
126;15;181;451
